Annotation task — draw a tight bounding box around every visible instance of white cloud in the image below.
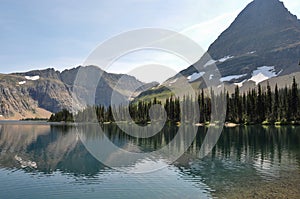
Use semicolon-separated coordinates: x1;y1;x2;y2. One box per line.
180;11;240;50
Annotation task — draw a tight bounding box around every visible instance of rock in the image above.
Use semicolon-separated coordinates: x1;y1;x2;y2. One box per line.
0;66;156;119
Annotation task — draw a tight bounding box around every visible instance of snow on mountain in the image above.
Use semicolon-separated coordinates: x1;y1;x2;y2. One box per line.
234;80;246;87
25;75;40;81
220;74;247;82
204;55;234;68
249;73;270;85
248;66;281;85
187;72;205;82
246;51;256;54
18;81;26;85
218;55;234;62
204;60;217;68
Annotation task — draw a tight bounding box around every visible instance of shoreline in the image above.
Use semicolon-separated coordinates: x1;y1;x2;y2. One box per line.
0;120;76;125
0;120;299;127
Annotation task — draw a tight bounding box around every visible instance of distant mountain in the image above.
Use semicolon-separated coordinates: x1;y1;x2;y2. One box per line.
177;0;300;85
0;66;158;119
2;0;299;119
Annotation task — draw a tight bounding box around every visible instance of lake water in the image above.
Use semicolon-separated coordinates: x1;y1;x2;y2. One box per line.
0;122;299;198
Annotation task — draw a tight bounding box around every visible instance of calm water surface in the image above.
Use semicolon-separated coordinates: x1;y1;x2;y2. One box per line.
0;122;299;199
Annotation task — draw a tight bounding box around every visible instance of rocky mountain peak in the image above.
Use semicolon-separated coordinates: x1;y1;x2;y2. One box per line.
0;65;159;119
12;68;61;80
148;0;300;101
208;0;300;58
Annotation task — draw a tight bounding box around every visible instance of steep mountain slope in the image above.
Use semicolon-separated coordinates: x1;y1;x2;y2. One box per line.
137;0;300;101
209;0;300;59
0;73;54;119
60;66;158;107
178;0;300;85
0;66;158;119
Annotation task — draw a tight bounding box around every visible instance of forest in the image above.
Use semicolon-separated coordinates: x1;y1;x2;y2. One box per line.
49;78;300;125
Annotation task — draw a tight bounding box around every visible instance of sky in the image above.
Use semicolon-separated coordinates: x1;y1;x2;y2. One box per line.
1;0;300;79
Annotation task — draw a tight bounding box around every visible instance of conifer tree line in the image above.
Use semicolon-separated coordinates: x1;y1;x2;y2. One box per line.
49;108;74;122
226;77;299;124
50;78;299;125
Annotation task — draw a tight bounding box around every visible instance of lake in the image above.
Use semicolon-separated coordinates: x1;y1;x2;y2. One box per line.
0;122;299;198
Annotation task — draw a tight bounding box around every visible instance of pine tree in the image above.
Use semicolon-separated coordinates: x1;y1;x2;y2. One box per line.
257;84;265;123
273;84;279;121
266;82;273;121
291;77;298;121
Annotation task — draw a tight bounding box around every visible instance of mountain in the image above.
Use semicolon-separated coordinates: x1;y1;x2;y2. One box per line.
2;0;299;119
0;66;158;119
136;0;300;102
173;0;300;87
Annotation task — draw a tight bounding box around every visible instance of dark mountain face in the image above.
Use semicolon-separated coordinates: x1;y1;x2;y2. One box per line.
179;0;300;83
134;0;300;102
209;0;300;57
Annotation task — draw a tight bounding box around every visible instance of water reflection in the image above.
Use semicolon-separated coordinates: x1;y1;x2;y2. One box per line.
0;123;299;198
0;124;105;176
77;123;199;172
177;125;300;198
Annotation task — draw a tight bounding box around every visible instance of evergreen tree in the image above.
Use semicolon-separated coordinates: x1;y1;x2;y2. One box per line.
273;84;279;121
291;77;298;120
68;78;298;125
266;82;273;121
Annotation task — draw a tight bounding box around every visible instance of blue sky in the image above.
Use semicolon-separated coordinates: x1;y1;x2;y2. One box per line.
1;0;300;75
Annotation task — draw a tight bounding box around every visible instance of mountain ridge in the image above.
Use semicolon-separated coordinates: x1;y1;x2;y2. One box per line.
136;0;300;101
1;0;300;119
209;0;300;58
0;66;158;119
196;0;300;78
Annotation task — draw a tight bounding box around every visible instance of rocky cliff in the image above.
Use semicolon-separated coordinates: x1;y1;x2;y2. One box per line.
0;66;158;119
180;0;300;81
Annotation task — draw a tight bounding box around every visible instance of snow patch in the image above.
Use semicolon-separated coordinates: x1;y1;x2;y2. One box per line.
247;51;256;54
218;55;234;62
209;74;214;80
18;81;26;85
234;80;246;87
25;75;40;81
187;72;205;82
204;59;217;67
248;66;279;85
249;73;270;85
203;55;234;67
220;74;247;82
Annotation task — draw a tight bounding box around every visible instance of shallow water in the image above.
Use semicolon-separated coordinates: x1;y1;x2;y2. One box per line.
0;123;299;198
